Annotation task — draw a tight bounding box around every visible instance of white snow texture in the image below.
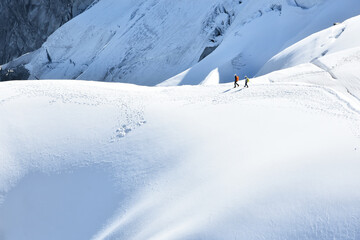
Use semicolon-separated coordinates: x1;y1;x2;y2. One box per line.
1;0;360;240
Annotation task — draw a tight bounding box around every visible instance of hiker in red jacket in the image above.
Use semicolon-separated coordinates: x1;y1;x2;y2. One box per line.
234;74;240;88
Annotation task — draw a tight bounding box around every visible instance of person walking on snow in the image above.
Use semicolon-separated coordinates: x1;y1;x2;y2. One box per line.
234;74;240;88
244;76;250;88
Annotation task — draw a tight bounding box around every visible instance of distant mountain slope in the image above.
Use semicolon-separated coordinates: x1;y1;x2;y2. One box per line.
2;0;360;85
257;15;360;76
0;0;94;65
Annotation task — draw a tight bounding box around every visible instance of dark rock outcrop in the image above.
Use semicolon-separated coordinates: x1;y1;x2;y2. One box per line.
0;0;94;65
0;65;30;81
199;46;218;62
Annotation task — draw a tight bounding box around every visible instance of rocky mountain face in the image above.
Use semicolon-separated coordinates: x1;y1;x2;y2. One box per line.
0;0;94;65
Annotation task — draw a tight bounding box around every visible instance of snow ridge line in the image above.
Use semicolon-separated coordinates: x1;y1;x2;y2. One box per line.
311;59;337;80
346;89;360;104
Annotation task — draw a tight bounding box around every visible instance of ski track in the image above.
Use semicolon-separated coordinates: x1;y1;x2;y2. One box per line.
269;82;360;117
215;82;360;138
153;81;360;138
2;80;360;139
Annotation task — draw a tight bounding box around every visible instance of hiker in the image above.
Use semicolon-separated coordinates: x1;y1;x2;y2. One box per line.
244;75;250;88
234;74;240;88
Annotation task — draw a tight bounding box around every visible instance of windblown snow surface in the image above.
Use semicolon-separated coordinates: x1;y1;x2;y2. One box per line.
2;29;360;239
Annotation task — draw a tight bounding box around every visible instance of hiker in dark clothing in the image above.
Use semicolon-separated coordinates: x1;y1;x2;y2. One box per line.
244;76;250;88
234;74;240;88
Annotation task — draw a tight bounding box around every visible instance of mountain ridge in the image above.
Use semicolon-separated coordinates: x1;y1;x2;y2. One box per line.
2;0;360;85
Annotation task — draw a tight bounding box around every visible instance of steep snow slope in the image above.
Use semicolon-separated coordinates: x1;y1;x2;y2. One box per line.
1;46;360;239
162;1;360;86
258;15;360;76
3;0;360;85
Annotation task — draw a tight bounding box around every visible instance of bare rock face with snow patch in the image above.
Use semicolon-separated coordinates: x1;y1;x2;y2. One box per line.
0;0;94;65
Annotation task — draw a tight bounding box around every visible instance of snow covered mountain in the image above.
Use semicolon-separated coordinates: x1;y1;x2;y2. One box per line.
1;1;360;240
2;18;360;239
255;14;360;101
2;0;360;85
0;0;94;65
258;15;360;76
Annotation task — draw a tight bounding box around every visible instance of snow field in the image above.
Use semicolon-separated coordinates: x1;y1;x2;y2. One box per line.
1;70;360;239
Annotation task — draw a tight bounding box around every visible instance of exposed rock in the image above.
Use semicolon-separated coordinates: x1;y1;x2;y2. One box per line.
0;65;30;81
199;46;218;62
0;0;94;65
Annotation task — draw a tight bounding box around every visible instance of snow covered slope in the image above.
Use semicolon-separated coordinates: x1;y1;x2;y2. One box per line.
1;44;360;239
3;0;360;85
255;13;360;101
258;15;360;76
